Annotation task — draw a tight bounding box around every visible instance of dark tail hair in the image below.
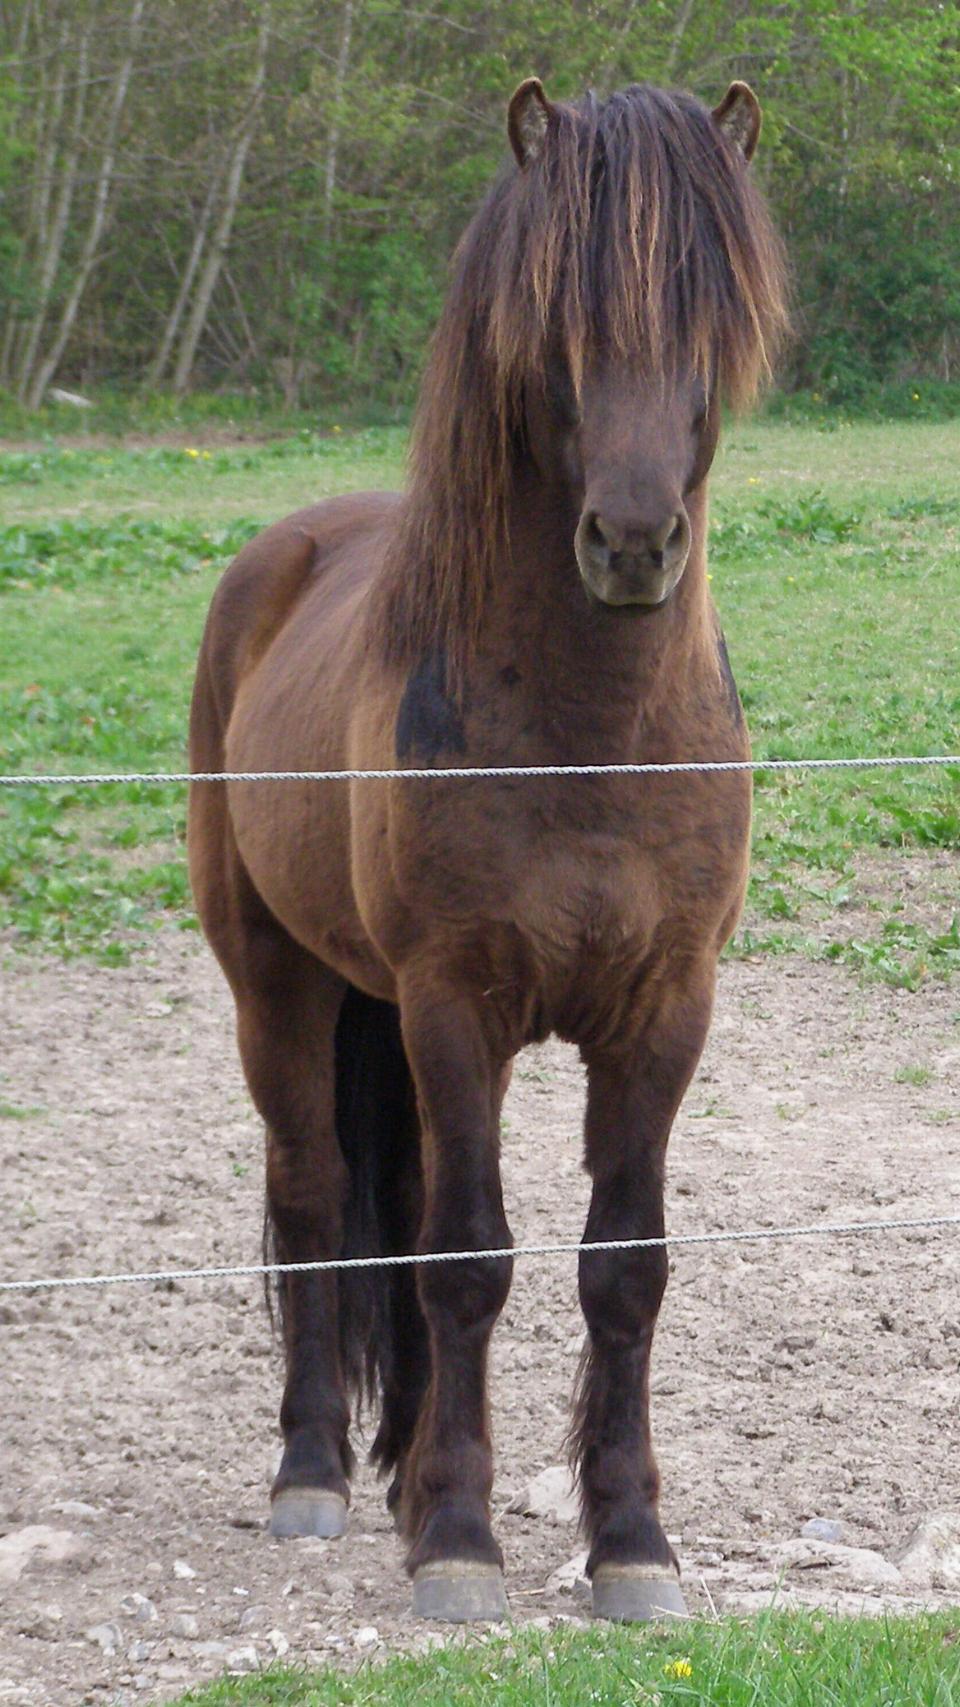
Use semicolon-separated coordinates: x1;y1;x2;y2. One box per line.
333;986;423;1429
261;985;424;1463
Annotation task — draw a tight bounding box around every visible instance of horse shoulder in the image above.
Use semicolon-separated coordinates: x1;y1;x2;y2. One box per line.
201;492;400;716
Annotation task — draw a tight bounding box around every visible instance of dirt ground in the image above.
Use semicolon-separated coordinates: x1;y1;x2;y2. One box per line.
2;924;959;1706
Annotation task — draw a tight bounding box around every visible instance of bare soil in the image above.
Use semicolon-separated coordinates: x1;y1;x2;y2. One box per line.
1;932;959;1705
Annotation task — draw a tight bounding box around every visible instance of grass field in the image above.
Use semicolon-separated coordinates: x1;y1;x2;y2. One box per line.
163;1611;960;1706
0;418;958;975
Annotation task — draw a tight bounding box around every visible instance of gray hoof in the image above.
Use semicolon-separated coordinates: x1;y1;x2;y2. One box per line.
592;1564;688;1622
412;1560;509;1623
269;1487;348;1539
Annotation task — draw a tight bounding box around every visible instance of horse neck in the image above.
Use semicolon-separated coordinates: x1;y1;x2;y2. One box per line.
477;466;714;757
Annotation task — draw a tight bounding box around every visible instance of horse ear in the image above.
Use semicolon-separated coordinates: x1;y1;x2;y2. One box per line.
712;81;762;163
508;77;554;167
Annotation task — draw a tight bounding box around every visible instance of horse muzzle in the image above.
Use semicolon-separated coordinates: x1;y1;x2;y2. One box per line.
574;506;691;608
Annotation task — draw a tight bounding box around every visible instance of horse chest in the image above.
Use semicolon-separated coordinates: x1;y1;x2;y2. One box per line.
512;835;659;965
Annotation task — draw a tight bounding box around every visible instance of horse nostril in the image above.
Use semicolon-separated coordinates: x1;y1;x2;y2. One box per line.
651;514;685;561
587;511;612;553
666;515;685;552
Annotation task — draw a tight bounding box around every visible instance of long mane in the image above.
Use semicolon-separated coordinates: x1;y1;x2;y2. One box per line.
379;83;789;679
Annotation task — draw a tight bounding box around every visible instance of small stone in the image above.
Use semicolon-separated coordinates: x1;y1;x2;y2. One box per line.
17;1613;60;1640
51;1500;101;1522
777;1330;818;1353
170;1613;200;1639
319;1571;354;1609
354;1626;379;1650
507;1466;579;1525
0;1526;86;1585
267;1629;290;1657
195;1640;231;1658
127;1640;153;1663
86;1621;122;1654
173;1558;197;1580
895;1513;960;1589
800;1518;845;1544
156;1663;192;1684
227;1644;260;1673
120;1592;158;1622
237;1604;270;1633
546;1550;590;1599
772;1538;901;1589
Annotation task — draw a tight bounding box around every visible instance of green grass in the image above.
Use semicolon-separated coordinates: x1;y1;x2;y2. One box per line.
162;1613;960;1706
0;385;409;442
0;418;957;969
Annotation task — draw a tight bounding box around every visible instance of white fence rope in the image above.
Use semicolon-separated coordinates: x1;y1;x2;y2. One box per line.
4;1213;960;1295
0;754;958;787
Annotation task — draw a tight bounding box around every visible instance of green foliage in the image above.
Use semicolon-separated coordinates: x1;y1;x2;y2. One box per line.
0;516;261;590
163;1611;960;1707
787;190;960;402
3;1;960;407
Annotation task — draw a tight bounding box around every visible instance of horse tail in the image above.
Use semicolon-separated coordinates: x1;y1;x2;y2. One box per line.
333;986;425;1450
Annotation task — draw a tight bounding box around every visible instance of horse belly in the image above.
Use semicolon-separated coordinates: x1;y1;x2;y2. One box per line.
223;621;398;1000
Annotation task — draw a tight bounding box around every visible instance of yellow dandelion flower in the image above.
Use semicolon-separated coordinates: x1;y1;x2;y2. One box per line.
747;476;760;484
786;575;795;583
664;1658;693;1679
811;391;821;402
184;446;200;458
332;424;343;434
912;392;920;401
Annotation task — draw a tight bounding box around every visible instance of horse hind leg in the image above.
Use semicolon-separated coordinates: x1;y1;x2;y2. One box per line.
231;919;354;1540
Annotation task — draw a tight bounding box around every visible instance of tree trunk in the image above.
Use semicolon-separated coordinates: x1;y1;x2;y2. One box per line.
171;8;271;396
322;0;355;247
142;160;223;390
666;0;695;79
16;29;89;403
25;0;145;410
28;22;68;259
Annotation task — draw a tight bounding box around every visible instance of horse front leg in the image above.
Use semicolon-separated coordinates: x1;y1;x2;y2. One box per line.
574;964;716;1621
395;977;513;1622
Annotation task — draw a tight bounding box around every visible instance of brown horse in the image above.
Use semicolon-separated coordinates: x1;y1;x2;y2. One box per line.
188;77;787;1623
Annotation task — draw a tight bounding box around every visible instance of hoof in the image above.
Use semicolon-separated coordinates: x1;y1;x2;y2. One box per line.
412;1560;509;1623
269;1487;348;1539
592;1564;688;1623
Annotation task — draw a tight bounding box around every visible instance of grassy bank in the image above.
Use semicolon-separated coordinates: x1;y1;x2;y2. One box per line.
164;1611;960;1706
1;418;957;973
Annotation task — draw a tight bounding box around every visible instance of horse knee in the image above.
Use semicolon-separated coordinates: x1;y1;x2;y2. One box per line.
579;1245;669;1344
418;1251;513;1337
